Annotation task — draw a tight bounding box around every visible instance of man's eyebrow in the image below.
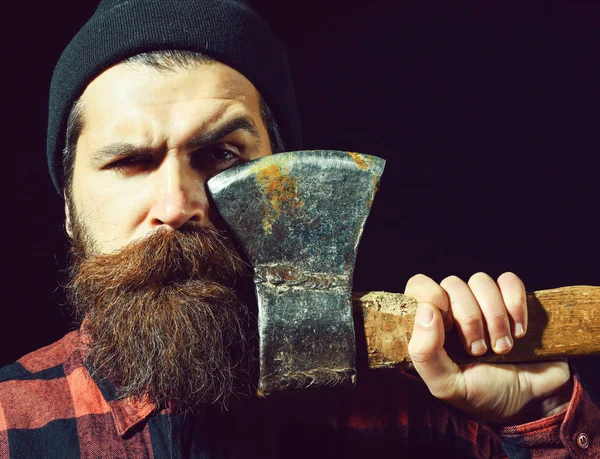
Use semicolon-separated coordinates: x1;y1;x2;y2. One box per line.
183;115;262;151
89;115;263;165
90;143;153;165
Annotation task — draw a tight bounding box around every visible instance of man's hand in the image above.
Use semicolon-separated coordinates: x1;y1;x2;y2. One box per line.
406;272;573;424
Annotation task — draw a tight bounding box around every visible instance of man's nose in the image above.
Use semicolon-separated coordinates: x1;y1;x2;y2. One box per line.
149;157;210;229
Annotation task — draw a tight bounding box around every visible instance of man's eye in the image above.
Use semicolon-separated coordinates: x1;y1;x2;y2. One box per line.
206;148;237;161
192;146;241;172
108;156;152;171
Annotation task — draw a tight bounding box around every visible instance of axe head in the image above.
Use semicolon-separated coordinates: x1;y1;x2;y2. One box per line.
207;151;385;394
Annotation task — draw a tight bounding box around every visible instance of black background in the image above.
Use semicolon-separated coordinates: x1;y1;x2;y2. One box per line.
2;1;599;367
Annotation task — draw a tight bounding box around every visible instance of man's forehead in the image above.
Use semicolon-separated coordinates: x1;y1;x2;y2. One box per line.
82;59;259;107
75;59;265;155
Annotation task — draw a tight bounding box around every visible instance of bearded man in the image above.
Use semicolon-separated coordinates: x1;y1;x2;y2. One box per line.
0;0;598;457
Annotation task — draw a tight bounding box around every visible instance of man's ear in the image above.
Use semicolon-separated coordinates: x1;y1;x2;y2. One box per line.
64;193;73;238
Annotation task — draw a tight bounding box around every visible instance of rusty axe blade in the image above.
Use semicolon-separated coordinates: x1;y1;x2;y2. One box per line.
207;151;385;395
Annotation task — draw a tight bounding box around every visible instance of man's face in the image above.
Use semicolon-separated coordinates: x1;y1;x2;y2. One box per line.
69;61;272;252
64;60;272;410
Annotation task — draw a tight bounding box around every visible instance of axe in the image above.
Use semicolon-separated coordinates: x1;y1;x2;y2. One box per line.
207;151;600;395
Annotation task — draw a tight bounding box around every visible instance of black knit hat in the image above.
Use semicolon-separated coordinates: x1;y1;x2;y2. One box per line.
47;0;302;192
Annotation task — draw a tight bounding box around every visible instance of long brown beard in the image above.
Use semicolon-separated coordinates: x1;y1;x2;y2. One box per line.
66;219;256;412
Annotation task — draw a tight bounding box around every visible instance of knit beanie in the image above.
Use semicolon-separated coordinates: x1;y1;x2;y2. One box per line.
47;0;302;192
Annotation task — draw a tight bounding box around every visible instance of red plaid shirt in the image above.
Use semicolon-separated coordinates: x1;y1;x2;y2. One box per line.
0;330;598;458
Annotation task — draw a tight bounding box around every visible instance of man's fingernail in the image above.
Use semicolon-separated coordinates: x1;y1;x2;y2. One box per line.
415;304;434;326
515;323;524;337
470;339;487;355
494;336;512;352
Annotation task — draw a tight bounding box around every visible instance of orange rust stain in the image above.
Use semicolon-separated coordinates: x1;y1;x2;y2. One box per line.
372;174;380;195
256;164;281;181
348;152;371;170
367;174;381;207
256;164;304;233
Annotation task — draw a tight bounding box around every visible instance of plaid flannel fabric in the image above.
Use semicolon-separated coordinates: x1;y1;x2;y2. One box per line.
0;331;597;458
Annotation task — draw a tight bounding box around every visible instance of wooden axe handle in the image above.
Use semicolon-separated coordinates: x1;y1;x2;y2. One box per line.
352;286;600;370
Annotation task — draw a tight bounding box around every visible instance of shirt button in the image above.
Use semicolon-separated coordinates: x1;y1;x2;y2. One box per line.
576;433;590;449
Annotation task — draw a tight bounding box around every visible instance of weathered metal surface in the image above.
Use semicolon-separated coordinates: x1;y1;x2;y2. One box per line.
208;151;385;394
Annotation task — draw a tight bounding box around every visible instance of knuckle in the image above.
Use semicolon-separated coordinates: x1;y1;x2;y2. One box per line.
468;271;493;284
485;312;510;334
407;341;432;364
407;273;432;286
408;332;438;363
497;272;526;300
460;314;483;330
440;275;463;288
487;311;508;323
408;349;432;365
456;315;484;340
497;271;519;283
405;275;448;308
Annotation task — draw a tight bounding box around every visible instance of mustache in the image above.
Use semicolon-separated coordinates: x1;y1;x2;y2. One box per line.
70;224;250;294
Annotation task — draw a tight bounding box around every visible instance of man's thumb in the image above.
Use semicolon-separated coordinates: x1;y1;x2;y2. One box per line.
408;303;462;400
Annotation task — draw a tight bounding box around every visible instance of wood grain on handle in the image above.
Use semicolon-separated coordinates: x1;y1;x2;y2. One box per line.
352;286;600;370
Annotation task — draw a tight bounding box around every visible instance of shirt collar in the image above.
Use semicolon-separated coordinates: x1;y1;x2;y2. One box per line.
71;330;158;437
91;364;158;437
